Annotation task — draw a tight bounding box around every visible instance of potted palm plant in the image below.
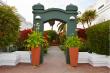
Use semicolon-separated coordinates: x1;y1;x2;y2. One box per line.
26;31;44;66
64;35;82;66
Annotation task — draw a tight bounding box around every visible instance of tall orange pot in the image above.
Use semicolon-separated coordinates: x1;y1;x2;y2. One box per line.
31;47;40;66
69;48;79;66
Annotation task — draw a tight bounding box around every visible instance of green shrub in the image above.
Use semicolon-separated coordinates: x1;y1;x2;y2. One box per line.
25;31;44;49
59;32;66;45
86;20;110;55
59;45;66;54
0;5;20;49
44;30;59;45
43;40;49;54
64;35;82;48
79;42;89;52
59;45;66;51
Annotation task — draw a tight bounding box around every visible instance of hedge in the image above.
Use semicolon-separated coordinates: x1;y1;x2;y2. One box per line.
86;20;110;55
79;42;89;52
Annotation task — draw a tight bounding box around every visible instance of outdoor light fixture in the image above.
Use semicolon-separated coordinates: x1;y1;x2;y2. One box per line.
36;23;39;25
78;11;81;14
70;16;75;20
35;15;41;19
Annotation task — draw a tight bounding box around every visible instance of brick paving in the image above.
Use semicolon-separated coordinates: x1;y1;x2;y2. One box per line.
0;46;109;73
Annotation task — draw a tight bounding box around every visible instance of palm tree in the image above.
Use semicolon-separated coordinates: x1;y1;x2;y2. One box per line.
48;20;55;30
57;22;66;33
77;17;86;29
82;10;97;27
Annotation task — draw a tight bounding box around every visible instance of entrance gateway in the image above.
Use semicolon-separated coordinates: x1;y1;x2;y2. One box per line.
32;3;78;64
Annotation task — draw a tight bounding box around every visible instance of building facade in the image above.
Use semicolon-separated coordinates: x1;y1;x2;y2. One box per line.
77;0;110;28
93;0;110;24
0;0;6;5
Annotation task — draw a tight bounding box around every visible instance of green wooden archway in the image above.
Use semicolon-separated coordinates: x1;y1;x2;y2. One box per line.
32;3;78;64
32;3;78;36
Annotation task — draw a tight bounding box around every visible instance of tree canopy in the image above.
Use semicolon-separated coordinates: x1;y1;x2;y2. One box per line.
57;22;66;33
0;5;20;48
78;10;97;28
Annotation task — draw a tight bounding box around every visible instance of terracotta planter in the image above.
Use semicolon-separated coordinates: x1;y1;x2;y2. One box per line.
69;48;79;66
31;47;40;66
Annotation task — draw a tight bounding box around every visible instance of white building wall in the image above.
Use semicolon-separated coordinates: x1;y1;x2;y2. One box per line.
0;0;6;5
20;21;33;31
77;0;110;29
92;0;110;24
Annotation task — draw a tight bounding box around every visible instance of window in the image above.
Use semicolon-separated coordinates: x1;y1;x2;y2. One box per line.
98;4;104;10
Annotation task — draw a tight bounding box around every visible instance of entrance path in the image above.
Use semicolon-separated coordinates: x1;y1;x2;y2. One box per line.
0;46;109;73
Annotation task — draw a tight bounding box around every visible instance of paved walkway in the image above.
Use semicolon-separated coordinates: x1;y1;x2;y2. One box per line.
0;46;109;73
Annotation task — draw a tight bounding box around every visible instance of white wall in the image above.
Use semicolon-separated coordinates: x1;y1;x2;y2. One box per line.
93;0;110;24
77;0;110;29
20;21;33;31
0;0;6;5
18;14;33;31
93;6;110;24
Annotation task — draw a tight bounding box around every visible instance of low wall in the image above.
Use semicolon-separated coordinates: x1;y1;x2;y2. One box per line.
0;51;109;68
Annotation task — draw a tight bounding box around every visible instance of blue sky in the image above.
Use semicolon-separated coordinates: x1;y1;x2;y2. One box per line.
3;0;96;23
79;0;95;12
